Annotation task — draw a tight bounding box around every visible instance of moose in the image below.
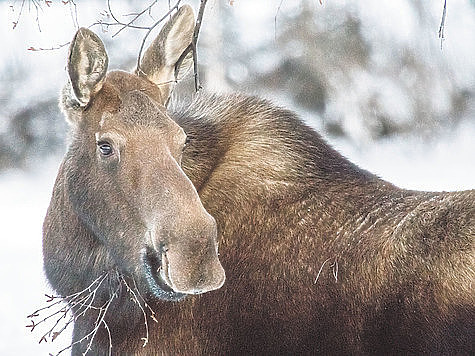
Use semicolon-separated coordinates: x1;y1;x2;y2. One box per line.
42;4;474;355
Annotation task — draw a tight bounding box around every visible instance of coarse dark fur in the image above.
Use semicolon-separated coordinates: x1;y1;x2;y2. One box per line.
174;93;475;355
43;6;475;356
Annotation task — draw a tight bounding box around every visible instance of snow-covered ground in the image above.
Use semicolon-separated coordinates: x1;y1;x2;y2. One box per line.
0;158;68;356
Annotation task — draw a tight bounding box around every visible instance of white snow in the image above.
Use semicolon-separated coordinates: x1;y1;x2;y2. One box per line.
0;159;73;356
331;119;475;192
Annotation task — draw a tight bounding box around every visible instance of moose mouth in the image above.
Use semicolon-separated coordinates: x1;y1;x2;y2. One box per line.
143;247;186;302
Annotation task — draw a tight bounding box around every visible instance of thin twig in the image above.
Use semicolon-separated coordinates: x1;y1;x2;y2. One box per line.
314;257;331;284
438;0;447;50
83;292;117;356
119;274;150;347
132;278;158;323
53;277;119;356
274;0;284;41
136;0;183;76
110;0;158;38
105;0;151;31
27;42;70;51
106;0;124;25
26;272;114;355
330;259;338;282
27;274;107;320
27;270;161;355
103;320;113;356
12;0;26;29
30;0;42;32
90;20;149;32
68;0;79;30
190;0;208;92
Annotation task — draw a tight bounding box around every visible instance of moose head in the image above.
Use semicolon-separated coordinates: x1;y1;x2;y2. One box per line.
54;5;225;302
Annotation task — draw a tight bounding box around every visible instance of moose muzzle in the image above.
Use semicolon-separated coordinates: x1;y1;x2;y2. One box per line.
145;212;225;298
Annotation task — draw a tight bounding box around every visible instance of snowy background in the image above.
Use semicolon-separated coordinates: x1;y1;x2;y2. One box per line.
0;0;474;355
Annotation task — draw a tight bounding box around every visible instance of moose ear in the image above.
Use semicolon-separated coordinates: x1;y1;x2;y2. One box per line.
67;27;108;107
138;5;195;103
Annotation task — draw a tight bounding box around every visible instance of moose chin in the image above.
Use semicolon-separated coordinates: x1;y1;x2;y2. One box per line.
42;4;474;356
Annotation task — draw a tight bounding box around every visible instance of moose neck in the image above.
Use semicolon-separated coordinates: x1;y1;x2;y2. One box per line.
174;93;389;220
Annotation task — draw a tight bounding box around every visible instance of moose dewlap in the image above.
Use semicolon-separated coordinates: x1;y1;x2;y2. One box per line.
41;4;474;355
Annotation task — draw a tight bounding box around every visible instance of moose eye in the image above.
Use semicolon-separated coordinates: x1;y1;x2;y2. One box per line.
184;135;192;148
97;141;113;156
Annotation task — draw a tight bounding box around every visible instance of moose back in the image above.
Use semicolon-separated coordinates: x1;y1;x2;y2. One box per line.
42;5;474;355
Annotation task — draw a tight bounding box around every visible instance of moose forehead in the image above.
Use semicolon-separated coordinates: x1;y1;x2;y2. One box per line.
90;70;175;130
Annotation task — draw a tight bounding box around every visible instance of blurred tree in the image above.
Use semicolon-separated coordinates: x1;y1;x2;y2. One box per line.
1;0;474;171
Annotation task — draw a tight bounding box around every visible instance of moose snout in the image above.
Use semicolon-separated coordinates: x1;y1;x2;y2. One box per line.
163;246;226;295
148;214;225;296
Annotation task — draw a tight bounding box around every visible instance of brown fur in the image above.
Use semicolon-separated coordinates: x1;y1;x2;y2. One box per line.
43;7;474;356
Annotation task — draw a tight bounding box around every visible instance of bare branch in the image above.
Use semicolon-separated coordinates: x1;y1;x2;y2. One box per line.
438;0;447;50
68;0;79;30
136;0;183;76
11;0;26;30
27;42;70;51
110;0;158;38
274;0;284;41
314;257;331;284
26;272;113;355
15;0;210;91
191;0;208;92
118;274;151;347
27;271;159;355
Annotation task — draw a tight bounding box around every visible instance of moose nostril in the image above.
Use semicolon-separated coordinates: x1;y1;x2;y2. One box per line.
159;248;175;289
143;246;174;291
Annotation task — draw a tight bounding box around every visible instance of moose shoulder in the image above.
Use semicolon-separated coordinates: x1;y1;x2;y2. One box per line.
43;5;474;355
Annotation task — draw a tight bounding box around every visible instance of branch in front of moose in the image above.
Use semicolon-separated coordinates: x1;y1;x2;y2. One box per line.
314;257;339;284
26;272;112;355
117;273;160;347
133;0;183;78
92;0;210;93
134;0;209;93
26;271;157;356
190;0;209;91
